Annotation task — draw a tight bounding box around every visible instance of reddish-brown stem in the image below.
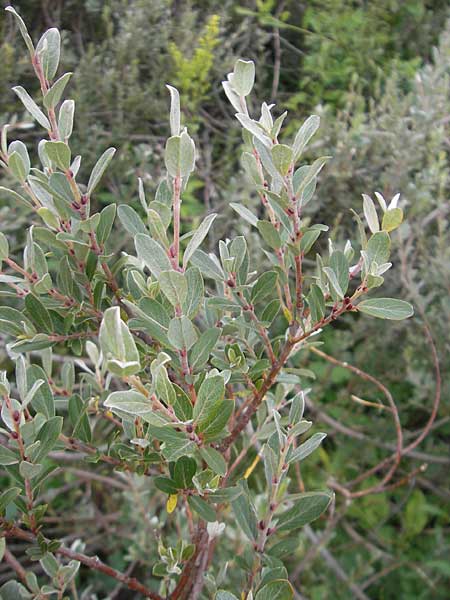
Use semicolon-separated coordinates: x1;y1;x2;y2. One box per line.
58;433;152;474
219;337;294;451
3;547;28;584
333;317;441;496
4;257;33;281
49;330;97;342
237;290;276;364
310;346;403;497
32;54;59;140
169;524;208;600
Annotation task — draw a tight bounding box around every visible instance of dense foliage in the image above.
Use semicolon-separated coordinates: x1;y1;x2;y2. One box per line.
0;2;448;599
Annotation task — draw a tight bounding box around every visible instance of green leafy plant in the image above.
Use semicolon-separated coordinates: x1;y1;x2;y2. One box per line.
169;14;221;112
0;7;415;599
288;0;447;110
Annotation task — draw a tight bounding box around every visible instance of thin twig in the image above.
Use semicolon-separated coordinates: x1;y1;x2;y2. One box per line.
310;346;403;497
3;548;27;584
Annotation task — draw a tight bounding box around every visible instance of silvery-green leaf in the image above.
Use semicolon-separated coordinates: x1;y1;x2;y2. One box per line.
199;446;227;476
260;101;274;131
182;267;204;318
289;391;305;424
257;220;282;250
71;155;81;177
362;194;380;234
12;86;51;130
1;124;9;158
94;204;115;245
357;298;414;320
155;365;176;406
183;213;217;268
87;147;116;195
9;334;54;354
230;59;255;96
44;141;71;170
374;191;387;211
229;203;258;227
387;193;400;210
164;131;195;178
254;138;282;183
99;307;140;376
0;273;22;284
329;251;349;297
229;236;247;273
147;208;169;246
8;151;27;182
135;233;171;276
43;72;72;109
5;6;34;56
118;205;147;236
190;250;225;281
104;390;152;418
295;156;330;198
0;445;19;466
168;316;198;351
195;400;232;440
271;144;293;176
189;327;222;372
26;364;54;418
231;480;257;541
272;110;288;138
8;140;30;176
241;151;260;183
235;113;272;147
193;374;225;423
366;231;390;269
159;270;188;307
251;271;278;304
22;379;45;409
155;179;172;205
149;200;171;229
367;274;384;289
137;177;147;210
126;299;171;347
58;99;75;139
0;307;32;337
19;461;42;479
255;580;294;600
36;28;60;80
166;85;181;136
300;177;317;207
287;432;327;464
307;284;325;322
37;207;58;230
188;495;216;522
277;491;333;532
1;397;23;431
222;80;241;113
323;267;344;300
293;114;320;160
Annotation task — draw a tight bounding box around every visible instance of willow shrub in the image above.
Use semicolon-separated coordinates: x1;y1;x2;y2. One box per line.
0;7;413;599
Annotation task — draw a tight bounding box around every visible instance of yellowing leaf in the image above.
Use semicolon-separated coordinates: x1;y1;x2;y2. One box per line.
382;207;403;232
167;494;178;514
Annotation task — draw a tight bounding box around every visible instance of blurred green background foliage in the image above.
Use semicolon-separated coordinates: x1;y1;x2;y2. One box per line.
0;1;449;598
